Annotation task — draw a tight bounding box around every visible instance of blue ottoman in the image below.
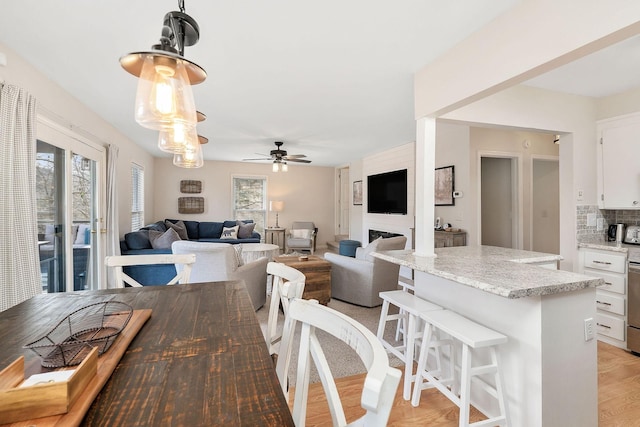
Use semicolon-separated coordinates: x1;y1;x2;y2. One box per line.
339;240;361;257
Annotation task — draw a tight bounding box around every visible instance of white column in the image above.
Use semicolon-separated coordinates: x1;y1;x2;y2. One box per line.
414;117;436;257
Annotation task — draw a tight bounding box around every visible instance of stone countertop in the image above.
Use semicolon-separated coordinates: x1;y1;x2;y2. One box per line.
372;245;602;299
577;236;640;262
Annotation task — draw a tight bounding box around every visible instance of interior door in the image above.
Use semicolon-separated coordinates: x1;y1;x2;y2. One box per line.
480;157;516;248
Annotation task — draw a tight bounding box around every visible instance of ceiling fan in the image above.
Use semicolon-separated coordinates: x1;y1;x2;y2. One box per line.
243;141;312;165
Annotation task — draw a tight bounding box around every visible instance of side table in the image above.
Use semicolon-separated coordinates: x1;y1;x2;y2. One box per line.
274;255;331;305
240;243;280;264
265;228;286;252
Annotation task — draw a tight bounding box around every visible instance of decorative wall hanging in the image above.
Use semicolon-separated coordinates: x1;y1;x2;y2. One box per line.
180;179;202;193
435;165;455;206
353;180;363;205
178;196;204;214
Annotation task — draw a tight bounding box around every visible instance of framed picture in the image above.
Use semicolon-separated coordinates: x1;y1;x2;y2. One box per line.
353;180;363;205
435;165;455;206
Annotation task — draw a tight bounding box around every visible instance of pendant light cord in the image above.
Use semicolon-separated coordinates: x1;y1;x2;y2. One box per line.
178;0;185;13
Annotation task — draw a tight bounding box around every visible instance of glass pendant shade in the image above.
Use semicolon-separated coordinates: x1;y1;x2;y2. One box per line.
158;122;198;153
134;53;197;130
282;162;288;172
173;137;204;168
272;162;279;172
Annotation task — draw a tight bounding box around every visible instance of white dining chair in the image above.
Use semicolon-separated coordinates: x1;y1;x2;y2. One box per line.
276;298;401;427
265;261;306;357
105;254;196;288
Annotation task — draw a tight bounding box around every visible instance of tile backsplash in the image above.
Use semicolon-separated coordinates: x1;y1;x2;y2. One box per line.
577;205;640;239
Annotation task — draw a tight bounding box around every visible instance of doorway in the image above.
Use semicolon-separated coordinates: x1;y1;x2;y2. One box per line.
36;118;105;293
336;166;350;237
480;155;520;248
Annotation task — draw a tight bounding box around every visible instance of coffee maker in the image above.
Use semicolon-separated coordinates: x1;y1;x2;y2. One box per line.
608;223;626;242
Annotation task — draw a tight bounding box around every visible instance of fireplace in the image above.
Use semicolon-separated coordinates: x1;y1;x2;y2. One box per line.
369;229;404;243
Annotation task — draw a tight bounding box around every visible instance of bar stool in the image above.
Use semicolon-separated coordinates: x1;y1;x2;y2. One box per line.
411;309;509;427
376;290;444;400
395;276;416;341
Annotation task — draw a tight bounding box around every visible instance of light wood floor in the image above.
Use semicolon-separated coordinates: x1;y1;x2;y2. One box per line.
293;341;640;426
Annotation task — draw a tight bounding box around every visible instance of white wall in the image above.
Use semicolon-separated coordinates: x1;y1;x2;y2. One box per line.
362;142;415;246
434;122;471;231
153;158;335;249
441;86;596;270
0;42;157;240
597;86;640;119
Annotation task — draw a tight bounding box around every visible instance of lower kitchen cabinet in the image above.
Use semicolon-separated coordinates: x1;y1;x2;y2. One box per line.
579;247;628;349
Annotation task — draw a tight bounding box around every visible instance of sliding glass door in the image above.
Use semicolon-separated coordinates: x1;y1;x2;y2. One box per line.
36;120;105;292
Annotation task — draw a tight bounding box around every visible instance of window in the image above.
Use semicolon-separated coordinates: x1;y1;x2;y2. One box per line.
232;176;267;235
131;164;144;231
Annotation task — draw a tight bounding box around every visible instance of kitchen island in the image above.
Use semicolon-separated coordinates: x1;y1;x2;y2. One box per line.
373;245;603;427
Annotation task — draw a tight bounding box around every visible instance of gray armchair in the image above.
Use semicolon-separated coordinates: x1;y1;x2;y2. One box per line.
171;241;268;310
324;236;407;307
286;221;317;254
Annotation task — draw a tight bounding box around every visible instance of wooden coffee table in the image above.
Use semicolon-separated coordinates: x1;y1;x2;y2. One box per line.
274;255;331;305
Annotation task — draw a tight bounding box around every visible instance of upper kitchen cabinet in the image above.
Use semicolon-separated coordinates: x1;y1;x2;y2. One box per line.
597;113;640;209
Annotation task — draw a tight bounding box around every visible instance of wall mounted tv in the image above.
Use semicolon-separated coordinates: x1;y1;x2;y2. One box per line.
367;169;408;214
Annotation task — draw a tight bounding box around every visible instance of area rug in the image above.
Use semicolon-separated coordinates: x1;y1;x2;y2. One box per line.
256;296;403;384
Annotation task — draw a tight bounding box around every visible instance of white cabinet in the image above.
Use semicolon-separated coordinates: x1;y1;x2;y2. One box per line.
579;247;628;348
597;113;640;209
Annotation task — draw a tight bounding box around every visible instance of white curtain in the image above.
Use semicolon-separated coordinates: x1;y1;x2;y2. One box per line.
0;84;41;311
105;144;120;289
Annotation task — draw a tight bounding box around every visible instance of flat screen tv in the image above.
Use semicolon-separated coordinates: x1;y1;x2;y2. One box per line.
367;169;407;214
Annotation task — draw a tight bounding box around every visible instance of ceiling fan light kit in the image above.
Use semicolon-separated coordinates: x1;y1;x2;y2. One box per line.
244;141;311;172
120;0;206;168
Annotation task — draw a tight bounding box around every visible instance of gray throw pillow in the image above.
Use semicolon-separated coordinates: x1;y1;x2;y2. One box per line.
236;221;256;239
149;228;182;249
165;220;189;240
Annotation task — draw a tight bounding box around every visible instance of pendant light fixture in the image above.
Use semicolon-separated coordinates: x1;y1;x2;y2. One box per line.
158;110;206;153
173;137;204;168
120;0;205;132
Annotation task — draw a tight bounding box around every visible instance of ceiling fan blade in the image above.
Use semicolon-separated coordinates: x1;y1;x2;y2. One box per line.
242;157;272;161
283;154;306;159
287;158;312;163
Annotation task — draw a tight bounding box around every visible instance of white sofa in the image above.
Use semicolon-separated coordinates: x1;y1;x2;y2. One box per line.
324;236;407;307
171;241;268;310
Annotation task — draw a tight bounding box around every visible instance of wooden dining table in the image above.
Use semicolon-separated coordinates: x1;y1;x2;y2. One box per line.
0;281;294;426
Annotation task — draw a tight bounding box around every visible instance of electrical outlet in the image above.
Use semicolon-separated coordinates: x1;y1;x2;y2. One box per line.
577;189;584;201
587;213;596;227
584;318;594;341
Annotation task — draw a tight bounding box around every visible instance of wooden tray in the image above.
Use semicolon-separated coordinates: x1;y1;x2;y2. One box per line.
0;309;152;427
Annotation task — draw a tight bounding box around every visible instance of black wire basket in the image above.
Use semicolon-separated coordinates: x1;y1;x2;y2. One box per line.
24;301;133;368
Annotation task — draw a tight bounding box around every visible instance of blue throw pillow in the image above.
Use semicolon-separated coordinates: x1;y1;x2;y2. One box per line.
125;230;152;250
141;221;167;233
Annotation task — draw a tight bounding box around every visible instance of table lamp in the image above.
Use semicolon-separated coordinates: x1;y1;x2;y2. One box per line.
269;200;284;228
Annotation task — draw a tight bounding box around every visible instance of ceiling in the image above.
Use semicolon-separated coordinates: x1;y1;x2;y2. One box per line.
0;1;638;167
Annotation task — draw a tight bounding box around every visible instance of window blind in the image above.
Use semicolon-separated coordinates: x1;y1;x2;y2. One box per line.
131;164;144;231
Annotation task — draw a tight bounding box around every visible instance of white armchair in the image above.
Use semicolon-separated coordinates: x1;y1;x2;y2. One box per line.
171;241;268;310
324;236;407;307
286;221;317;254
